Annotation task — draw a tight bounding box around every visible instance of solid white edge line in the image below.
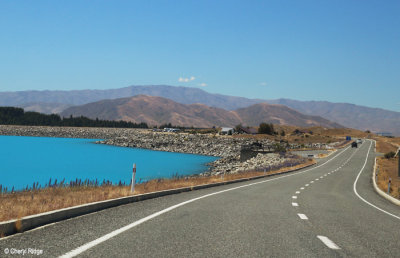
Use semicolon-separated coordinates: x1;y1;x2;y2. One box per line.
353;140;400;220
59;146;351;258
297;213;308;220
317;235;341;250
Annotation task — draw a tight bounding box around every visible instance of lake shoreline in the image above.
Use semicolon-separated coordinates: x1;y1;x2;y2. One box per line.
0;125;303;177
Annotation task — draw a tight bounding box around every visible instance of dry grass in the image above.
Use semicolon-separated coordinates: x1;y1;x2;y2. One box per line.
375;139;398;153
374;137;400;199
234;132;344;145
316;150;335;159
376;157;400;199
0;159;315;222
233;126;372;146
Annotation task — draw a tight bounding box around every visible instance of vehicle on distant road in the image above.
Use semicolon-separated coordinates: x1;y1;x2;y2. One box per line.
352;142;358;148
357;139;362;144
163;128;180;133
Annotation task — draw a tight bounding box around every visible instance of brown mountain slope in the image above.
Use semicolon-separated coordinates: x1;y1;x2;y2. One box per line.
2;85;399;135
61;95;242;127
235;103;343;128
61;95;343;128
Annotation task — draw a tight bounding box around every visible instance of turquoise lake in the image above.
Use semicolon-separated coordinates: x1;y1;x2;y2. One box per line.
0;135;218;191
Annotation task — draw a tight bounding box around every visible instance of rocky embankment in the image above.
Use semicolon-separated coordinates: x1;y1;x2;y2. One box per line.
205;153;305;175
100;132;254;158
0;125;137;139
97;131;305;175
0;125;306;175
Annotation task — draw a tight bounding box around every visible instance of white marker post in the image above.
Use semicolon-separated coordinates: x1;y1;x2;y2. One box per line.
131;163;136;193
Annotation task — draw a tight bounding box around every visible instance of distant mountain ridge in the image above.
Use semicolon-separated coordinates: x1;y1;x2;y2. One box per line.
267;99;400;136
17;102;72;114
0;85;263;110
1;85;399;135
60;95;343;128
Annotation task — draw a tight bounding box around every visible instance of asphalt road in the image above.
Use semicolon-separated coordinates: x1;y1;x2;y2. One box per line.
1;140;399;257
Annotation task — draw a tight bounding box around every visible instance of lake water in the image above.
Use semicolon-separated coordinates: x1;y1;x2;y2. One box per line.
0;135;218;191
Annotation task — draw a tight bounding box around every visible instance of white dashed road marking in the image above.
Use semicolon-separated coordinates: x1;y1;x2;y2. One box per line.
290;146;361;252
298;213;308;220
60;146;352;258
317;235;341;250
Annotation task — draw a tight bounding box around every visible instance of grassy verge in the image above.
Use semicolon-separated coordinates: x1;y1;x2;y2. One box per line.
375;137;400;199
316;150;335;159
0;159;315;222
376;157;400;199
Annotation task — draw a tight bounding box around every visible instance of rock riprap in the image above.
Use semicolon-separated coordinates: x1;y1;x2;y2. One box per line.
0;125;307;175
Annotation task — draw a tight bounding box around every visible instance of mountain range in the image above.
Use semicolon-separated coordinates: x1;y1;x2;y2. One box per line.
60;95;342;128
1;85;262;111
1;85;399;135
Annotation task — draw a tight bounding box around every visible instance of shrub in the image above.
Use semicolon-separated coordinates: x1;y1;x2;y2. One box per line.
384;151;396;159
273;143;286;153
258;123;275;135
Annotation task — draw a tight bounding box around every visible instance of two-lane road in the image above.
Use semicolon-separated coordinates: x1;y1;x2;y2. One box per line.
1;140;399;257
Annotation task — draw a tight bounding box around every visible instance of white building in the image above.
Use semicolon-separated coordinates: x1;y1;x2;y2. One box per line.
220;127;235;135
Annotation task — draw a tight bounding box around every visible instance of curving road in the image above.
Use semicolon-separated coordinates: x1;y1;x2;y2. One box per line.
1;140;399;257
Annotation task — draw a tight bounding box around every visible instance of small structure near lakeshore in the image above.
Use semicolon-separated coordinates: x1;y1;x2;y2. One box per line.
220;127;235;135
236;126;257;135
163;128;180;133
240;142;276;162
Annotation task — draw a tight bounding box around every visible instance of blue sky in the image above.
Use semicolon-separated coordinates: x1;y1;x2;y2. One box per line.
0;1;399;111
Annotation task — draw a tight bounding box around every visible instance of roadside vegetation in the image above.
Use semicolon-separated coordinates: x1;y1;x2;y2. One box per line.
258;122;276;135
375;137;400;199
0;159;315;222
0;107;148;128
0;124;381;224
